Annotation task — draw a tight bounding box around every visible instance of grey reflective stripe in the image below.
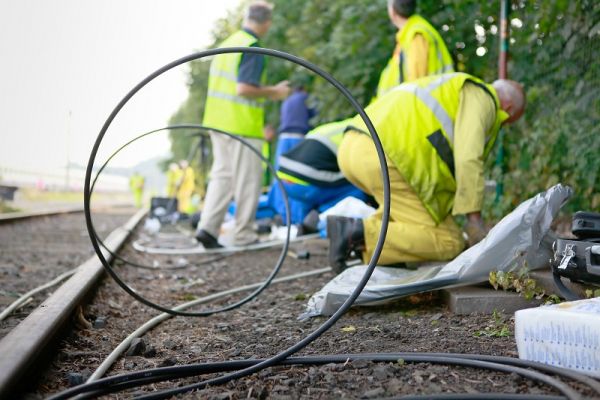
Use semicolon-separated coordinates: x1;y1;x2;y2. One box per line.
207;90;263;108
307;136;338;155
433;64;455;74
395;84;455;143
279;156;345;183
424;73;461;91
211;69;238;82
306;124;346;155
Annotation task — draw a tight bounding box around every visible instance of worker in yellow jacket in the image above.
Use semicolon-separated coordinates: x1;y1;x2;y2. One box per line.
166;162;182;198
195;1;290;249
177;160;195;214
129;172;145;208
327;73;525;272
375;0;454;100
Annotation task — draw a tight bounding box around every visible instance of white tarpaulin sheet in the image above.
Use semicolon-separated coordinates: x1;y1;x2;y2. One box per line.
301;184;572;318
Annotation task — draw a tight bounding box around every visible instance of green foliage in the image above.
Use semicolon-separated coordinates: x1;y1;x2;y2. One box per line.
181;293;197;301
294;293;308;301
488;0;600;217
169;0;599;212
474;309;511;338
489;267;562;304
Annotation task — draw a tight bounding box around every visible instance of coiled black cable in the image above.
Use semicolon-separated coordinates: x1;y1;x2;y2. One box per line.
87;124;293;316
71;46;593;400
88;126;272;279
81;46;389;398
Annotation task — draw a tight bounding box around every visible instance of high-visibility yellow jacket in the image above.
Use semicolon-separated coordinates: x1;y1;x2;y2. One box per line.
178;166;195;194
348;73;508;224
376;14;454;98
277;119;352;187
129;174;144;191
166;168;182;197
203;30;267;138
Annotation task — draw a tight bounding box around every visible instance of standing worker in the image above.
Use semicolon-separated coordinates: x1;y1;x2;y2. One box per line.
129;171;145;209
196;1;290;248
166;162;182;198
328;73;525;272
177;160;195;214
375;0;454;99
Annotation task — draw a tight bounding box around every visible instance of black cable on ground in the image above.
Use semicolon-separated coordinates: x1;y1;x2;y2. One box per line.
86;124;293;316
552;272;582;301
72;46;593;400
89;127;233;271
391;395;565;400
89;126;249;270
81;46;389;399
88;127;233;271
47;352;594;400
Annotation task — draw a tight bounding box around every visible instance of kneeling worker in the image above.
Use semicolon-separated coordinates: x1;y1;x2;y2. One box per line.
328;72;525;272
273;119;369;230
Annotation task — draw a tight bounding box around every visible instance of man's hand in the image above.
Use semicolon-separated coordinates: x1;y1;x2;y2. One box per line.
464;212;487;247
269;80;291;101
263;125;276;142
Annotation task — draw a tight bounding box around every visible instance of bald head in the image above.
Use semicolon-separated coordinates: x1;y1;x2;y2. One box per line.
492;79;525;124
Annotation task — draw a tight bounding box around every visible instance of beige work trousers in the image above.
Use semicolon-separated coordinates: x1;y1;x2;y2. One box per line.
338;131;465;264
198;132;263;246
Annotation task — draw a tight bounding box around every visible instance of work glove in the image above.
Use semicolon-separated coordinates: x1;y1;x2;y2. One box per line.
464;218;487;247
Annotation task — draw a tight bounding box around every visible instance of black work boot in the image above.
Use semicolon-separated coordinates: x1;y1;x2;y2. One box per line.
195;229;223;249
300;209;320;235
326;215;365;273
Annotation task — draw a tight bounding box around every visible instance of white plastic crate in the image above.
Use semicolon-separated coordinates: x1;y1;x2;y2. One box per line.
515;297;600;377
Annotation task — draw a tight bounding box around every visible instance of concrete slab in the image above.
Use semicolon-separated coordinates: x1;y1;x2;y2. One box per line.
442;285;542;315
442;268;592;315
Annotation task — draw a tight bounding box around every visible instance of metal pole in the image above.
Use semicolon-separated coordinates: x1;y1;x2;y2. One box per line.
498;0;510;79
495;0;510;202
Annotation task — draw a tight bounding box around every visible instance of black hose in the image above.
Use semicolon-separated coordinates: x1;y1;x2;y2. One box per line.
74;46;591;400
47;352;593;400
552;272;582;301
86;124;293;316
391;395;565;400
82;46;389;399
88;128;262;266
89;126;229;271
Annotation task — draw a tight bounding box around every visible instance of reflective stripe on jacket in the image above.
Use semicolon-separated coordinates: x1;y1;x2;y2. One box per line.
350;73;508;224
377;15;454;98
203;30;266;138
277;119;352;187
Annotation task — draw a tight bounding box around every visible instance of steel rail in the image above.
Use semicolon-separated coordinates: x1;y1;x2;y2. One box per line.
0;207;84;224
0;208;146;398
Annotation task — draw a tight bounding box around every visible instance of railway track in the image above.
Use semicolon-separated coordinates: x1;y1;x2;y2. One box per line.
0;206;140;397
0;208;597;399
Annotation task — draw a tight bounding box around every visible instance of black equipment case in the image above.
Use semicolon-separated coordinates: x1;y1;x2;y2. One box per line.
551;211;600;287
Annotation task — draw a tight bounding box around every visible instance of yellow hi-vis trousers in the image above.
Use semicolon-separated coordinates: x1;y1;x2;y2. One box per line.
338;131;465;265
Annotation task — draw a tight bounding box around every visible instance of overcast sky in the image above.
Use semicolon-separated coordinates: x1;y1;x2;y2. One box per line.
0;0;241;172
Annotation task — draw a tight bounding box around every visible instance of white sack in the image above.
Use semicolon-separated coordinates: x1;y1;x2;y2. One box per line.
301;184;572;318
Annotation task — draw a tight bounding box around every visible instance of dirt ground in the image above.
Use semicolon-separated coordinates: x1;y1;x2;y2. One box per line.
16;216;596;399
0;209;132;340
